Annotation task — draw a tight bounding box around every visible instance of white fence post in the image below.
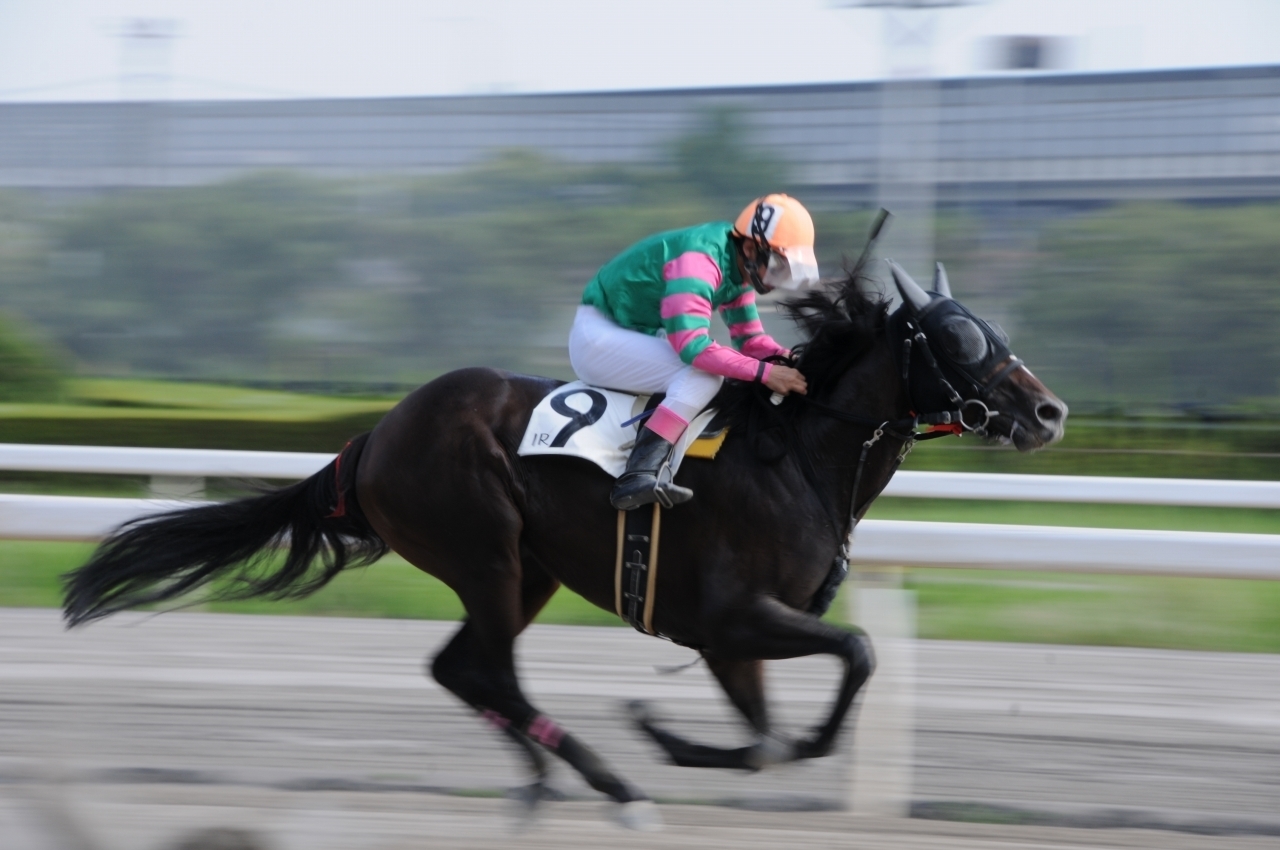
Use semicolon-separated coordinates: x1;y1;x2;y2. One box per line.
849;568;917;818
148;475;205;500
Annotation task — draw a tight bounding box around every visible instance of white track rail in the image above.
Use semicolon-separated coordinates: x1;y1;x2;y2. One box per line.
4;493;1279;579
882;470;1280;509
1;444;1278;578
0;443;332;479
3;443;1279;508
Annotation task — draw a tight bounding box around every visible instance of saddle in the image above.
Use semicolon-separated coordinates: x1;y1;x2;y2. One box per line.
519;381;728;638
518;381;727;477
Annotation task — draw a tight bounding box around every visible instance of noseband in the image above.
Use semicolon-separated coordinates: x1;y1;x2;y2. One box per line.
789;303;1025;616
888;303;1024;439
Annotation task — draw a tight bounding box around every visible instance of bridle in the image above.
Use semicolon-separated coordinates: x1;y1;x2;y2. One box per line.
759;210;1035;615
891;309;1023;440
786;270;1028;616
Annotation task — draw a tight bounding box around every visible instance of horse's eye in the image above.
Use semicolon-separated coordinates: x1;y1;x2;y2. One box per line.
938;316;988;364
985;320;1010;346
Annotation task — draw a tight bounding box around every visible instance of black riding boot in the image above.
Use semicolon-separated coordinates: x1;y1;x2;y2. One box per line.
610;427;694;510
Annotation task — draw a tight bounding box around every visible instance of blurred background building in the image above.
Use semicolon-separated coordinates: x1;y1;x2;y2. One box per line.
4;64;1276;202
1;2;1279;416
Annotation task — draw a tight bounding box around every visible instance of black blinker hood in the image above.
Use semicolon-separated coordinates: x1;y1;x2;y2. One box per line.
888;292;1022;417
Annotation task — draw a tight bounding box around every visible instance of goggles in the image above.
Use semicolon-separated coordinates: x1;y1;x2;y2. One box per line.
762;245;821;291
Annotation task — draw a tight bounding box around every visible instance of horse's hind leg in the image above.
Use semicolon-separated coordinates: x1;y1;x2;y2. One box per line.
424;551;649;811
431;620;561;804
434;560;557;803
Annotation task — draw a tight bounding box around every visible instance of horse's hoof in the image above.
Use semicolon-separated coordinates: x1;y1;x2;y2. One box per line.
505;801;541;834
614;799;663;832
504;782;562;832
624;699;655;727
791;734;833;761
508;781;563;807
743;735;796;770
506;788;544;832
169;827;269;849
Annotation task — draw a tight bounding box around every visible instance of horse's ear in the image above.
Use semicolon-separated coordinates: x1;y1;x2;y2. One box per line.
888;260;931;313
933;262;951;298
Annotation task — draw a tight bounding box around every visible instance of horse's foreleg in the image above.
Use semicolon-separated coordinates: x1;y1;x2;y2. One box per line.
704;656;769;733
633;596;874;767
630;656;787;771
717;595;875;760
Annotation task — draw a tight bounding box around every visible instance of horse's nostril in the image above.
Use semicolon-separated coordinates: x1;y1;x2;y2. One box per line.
1036;402;1064;423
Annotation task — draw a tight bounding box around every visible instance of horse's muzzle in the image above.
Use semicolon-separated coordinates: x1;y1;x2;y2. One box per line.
990;366;1068;452
1008;393;1067;451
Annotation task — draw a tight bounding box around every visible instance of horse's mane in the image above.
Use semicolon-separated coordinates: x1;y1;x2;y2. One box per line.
714;262;890;432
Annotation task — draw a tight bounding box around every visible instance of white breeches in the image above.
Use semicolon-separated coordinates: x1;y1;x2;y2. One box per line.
568;305;723;422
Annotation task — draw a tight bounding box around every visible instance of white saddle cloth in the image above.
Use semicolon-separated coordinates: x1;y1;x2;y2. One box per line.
517;380;718;478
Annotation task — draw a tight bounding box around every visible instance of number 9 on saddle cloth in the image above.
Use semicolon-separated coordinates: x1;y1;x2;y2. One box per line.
518;381;725;477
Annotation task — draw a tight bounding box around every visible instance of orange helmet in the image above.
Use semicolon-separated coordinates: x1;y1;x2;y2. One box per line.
732;194;820;291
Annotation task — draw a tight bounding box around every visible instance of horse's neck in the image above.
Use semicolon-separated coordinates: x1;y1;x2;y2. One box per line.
804;335;912;530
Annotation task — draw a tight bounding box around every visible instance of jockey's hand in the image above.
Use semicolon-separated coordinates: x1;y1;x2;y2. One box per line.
764;364;808;396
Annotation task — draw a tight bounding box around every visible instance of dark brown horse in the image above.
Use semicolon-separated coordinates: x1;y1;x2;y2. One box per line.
62;252;1065;828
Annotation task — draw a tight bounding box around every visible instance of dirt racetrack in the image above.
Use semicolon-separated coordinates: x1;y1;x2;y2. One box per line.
1;608;1278;849
7;784;1280;850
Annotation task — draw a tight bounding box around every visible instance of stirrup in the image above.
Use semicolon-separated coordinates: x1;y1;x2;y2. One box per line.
653;480;694;509
610;470;693;510
653;461;693;508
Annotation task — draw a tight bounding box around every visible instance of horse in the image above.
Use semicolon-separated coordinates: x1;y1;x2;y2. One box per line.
62;245;1066;829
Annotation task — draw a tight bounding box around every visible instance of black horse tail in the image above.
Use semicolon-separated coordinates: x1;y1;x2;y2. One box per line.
62;432;389;628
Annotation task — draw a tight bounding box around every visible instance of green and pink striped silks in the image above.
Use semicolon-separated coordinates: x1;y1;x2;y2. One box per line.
581;221;786;385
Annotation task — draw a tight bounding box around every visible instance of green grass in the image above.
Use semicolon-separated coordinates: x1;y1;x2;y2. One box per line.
864;499;1280;652
0;541;94;608
205;555;628;627
0;377;399;452
31;378;399;421
2;543;620;626
3;541;853;630
905;569;1280;653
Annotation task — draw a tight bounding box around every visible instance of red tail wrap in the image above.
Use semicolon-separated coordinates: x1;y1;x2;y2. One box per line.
326;440;354;519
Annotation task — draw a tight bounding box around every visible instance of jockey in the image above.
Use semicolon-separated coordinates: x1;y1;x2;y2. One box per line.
570;194;817;510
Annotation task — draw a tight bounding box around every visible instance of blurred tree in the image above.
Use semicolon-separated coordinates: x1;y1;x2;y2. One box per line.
1016;203;1280;409
0;158;732;383
0;311;63;401
671;107;791;205
19;173;350;378
5;150;1280;416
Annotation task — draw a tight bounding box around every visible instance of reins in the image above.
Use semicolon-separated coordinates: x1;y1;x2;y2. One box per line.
896;313;1018;440
746;316;1005;617
738;207;1026;615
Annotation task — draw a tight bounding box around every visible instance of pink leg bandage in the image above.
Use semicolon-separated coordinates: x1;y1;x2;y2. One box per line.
526;714;565;748
645;405;689;443
480;709;511;730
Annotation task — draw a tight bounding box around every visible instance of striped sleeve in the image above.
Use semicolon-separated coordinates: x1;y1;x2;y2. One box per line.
660;252;772;383
719;286;789;361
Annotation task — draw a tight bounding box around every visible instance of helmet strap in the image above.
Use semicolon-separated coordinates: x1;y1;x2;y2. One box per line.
732;233;772;294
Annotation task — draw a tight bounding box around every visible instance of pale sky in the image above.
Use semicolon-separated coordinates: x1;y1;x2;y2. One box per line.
1;0;1278;102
